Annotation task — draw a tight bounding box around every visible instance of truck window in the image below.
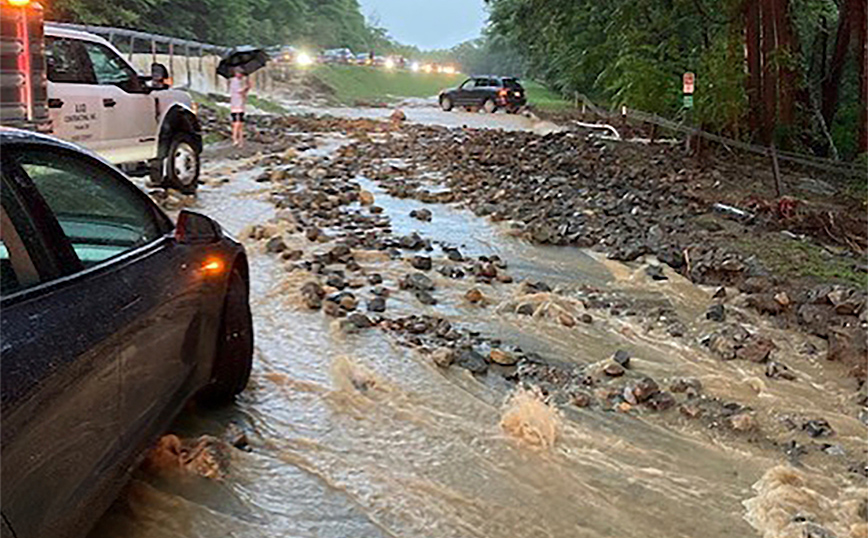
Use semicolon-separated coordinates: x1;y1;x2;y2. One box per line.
81;42;141;92
45;37;95;84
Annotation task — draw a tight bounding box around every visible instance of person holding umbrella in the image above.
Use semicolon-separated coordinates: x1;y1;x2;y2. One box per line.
229;66;252;147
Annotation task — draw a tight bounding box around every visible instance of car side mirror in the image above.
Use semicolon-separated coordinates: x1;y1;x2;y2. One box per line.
175;210;221;244
150;62;171;89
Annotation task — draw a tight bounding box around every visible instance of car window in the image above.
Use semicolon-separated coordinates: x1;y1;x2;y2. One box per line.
45;37;96;84
459;79;473;90
15;148;162;268
502;78;522;90
81;41;139;90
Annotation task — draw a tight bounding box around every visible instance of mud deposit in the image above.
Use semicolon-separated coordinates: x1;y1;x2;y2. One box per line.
92;116;867;538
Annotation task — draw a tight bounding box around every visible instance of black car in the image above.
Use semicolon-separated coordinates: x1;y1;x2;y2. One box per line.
439;76;527;113
0;128;253;538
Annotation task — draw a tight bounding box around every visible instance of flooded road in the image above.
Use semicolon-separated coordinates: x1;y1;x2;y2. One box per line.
92;119;866;538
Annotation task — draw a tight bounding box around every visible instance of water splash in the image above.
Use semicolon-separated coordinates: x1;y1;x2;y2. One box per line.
500;387;562;449
743;465;868;538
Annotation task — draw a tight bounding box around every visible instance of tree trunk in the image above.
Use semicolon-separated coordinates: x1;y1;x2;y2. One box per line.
774;0;797;129
760;0;777;144
821;0;855;126
857;0;867;154
745;0;762;136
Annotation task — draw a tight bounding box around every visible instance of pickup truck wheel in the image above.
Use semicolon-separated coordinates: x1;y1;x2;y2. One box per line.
483;98;497;114
440;96;453;111
167;133;200;194
200;268;253;405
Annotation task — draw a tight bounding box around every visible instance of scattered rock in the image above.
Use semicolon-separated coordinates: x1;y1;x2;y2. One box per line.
765;361;797;381
736;335;776;363
432;348;456;368
489;349;518;366
572;392;592;408
465;288;484;304
411;255;432;270
706;303;726;322
456;348;488;375
613;350;631;368
645;265;668;281
265;236;287;253
802;419;834;438
367;297;386;313
415;290;437;305
359;190;375;205
410;208;432;221
346;312;373;329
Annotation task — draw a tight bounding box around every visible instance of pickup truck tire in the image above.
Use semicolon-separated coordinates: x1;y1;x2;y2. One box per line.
440;96;453;111
166;133;200;194
200;268;253;405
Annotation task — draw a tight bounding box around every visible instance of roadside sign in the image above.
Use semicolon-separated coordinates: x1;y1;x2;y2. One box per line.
683;72;695;94
683;95;694;108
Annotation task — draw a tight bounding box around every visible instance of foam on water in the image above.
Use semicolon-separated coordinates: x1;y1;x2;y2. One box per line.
500;387;562;449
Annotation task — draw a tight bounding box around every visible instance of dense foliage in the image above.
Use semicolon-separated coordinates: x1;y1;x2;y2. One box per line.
45;0;406;53
478;0;866;159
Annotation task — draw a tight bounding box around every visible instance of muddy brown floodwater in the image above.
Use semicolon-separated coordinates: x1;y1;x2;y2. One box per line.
91;112;867;538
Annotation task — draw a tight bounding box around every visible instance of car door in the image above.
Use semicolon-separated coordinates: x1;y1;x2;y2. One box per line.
1;144;203;537
15;144;207;448
44;35;104;151
1;152;123;538
80;39;158;164
454;78;474;105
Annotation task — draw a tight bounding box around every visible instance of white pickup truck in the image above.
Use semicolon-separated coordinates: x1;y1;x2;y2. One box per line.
1;2;202;192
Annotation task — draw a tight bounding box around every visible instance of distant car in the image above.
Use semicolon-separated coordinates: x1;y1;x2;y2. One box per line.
320;48;354;64
271;45;298;63
355;53;372;65
0;128;253;538
439;76;527;114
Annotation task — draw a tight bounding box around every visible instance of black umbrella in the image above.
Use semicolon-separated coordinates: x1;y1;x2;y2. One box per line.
217;46;269;78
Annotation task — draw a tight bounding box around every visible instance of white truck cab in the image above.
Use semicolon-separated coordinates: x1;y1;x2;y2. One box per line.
1;2;202;193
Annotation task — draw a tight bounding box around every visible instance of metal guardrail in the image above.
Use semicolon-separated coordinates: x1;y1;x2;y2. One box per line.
569;91;866;179
46;22;229;58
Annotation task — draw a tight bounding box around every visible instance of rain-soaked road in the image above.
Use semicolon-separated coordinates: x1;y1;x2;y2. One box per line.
90;106;866;538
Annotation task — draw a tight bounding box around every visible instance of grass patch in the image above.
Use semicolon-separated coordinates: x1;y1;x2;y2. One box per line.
308;65;463;104
248;94;289;115
736;234;866;288
523;81;574;111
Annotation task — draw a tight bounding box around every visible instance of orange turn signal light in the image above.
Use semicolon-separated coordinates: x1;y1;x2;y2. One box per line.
201;258;224;275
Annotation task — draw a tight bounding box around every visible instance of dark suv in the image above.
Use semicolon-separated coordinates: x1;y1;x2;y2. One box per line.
439;76;527;114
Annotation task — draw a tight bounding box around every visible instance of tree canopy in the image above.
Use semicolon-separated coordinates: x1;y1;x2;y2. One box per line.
478;0;866;159
45;0;408;53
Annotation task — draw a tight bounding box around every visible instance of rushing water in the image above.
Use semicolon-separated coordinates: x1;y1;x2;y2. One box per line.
91;132;866;538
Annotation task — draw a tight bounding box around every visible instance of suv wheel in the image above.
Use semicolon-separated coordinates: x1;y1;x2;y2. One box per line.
167;133;200;194
483;98;497;114
440;95;453;111
200;268;253;405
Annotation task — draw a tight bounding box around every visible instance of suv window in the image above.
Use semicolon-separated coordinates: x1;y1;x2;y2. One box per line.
81;41;141;92
474;78;492;88
45;37;95;84
15;148;162;268
502;78;522;90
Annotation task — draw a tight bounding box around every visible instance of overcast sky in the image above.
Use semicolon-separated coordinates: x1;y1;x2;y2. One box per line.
358;0;487;50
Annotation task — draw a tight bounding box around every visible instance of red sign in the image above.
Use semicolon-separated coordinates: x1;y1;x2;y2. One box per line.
683;72;695;94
